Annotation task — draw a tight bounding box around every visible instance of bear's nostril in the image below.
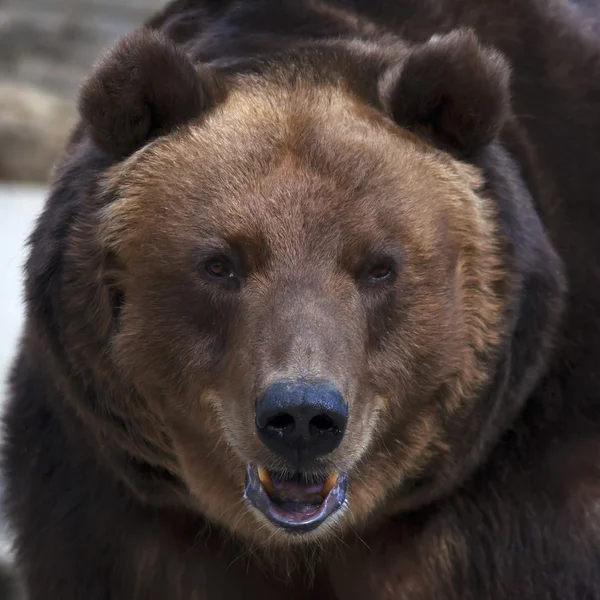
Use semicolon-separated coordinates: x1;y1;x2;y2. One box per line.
267;413;295;432
309;414;338;434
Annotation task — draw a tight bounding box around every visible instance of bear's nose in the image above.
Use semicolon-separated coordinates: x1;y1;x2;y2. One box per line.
255;380;347;463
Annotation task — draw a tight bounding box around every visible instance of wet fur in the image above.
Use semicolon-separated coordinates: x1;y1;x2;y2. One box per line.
3;0;600;598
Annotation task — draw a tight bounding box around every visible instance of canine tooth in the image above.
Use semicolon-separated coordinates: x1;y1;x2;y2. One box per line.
321;472;339;498
257;467;274;494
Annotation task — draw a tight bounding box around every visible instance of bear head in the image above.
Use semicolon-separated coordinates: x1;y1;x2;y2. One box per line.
28;29;565;547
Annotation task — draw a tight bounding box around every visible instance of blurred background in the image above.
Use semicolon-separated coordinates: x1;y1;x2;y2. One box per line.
0;0;165;182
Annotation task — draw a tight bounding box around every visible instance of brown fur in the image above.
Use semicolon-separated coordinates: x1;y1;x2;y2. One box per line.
80;75;512;542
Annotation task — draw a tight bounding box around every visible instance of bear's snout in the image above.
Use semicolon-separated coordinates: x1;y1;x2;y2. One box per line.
254;380;347;465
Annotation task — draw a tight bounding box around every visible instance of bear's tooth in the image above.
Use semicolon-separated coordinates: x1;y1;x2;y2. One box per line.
257;467;274;495
321;473;339;498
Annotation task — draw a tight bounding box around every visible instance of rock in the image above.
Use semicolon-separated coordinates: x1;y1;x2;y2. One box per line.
0;84;77;183
0;0;163;182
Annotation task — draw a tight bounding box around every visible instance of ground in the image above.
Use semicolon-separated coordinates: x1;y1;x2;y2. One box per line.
0;183;44;564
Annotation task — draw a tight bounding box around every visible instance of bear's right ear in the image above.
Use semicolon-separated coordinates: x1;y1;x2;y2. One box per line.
79;29;217;158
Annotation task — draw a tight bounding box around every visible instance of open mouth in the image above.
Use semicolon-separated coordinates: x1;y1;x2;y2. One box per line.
244;465;347;533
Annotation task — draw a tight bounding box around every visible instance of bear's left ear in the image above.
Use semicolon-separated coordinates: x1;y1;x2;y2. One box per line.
381;30;510;156
79;29;219;159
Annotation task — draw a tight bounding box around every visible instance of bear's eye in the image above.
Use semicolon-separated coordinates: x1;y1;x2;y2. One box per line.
205;257;234;279
367;262;394;282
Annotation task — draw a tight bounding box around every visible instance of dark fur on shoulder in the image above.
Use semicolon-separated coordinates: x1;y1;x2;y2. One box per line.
3;1;600;599
0;560;22;600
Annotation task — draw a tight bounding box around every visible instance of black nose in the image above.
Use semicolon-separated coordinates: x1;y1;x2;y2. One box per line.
255;381;347;463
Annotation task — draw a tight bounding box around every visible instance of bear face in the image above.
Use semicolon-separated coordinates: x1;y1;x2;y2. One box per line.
96;83;506;539
46;29;562;548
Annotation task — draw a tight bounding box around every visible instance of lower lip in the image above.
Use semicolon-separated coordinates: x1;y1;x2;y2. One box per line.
243;466;347;533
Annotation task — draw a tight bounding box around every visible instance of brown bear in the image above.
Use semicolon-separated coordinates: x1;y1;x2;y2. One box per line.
3;0;600;598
